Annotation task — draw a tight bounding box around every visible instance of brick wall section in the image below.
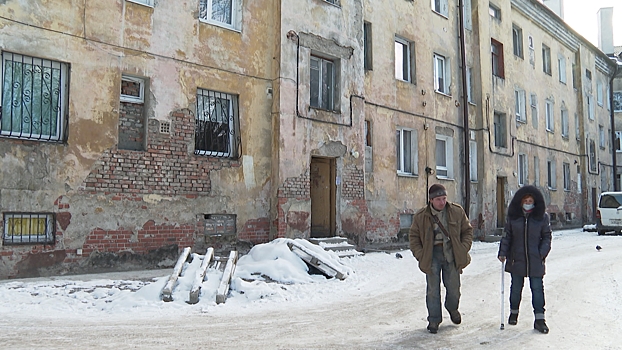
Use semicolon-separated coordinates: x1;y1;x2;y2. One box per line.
342;165;364;199
83;109;240;195
276;173;310;238
82;220;194;256
118;101;145;151
238;217;270;243
350;199;400;243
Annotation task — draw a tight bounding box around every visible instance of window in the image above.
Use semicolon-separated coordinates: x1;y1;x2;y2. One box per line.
587;94;594;120
547;159;556;189
528;35;535;67
324;0;340;5
493;111;507;148
466;67;474;103
597;81;603;106
464;0;472;30
489;3;501;20
469;139;477;181
561;108;569;138
127;0;154;6
512;25;523;58
563;162;570;191
364;22;373;71
396;128;418;175
195;88;239;158
120;75;145;103
589;139;596;172
575;113;580;140
395;37;414;82
530;93;538;128
434;54;450;94
515;88;526;122
585;69;592;81
199;0;241;31
435;134;453;178
365;120;373;172
572;63;579;89
534;156;540;186
616;131;622;152
542;44;551;75
577;165;582;193
1;52;68;142
2;212;55;245
518;153;527;186
614;91;622;112
558;55;566;83
491;39;504;78
432;0;448;17
599;125;605;148
545;100;554;132
310;56;338;111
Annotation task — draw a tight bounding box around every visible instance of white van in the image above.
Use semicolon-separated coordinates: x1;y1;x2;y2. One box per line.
596;192;622;235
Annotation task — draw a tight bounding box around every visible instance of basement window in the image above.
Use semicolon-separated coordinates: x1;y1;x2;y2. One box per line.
2;212;56;245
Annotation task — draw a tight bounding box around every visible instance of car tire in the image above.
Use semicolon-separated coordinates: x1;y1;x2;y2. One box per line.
598;230;606;236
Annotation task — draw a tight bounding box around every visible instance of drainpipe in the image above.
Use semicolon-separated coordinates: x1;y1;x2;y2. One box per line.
458;0;470;214
609;59;619;190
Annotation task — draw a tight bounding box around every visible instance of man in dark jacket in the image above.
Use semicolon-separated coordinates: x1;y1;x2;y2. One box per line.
498;185;552;334
410;184;473;334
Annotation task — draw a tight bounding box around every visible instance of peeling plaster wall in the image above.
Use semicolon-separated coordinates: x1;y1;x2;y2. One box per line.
0;0;278;278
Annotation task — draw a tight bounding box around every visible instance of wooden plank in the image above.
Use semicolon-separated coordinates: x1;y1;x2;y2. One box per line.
161;247;192;302
216;250;238;304
287;241;347;280
188;247;214;305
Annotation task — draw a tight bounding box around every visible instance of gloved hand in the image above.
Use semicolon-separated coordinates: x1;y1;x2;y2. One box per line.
498;255;506;263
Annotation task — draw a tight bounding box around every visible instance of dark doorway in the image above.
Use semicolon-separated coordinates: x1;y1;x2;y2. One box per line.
310;157;336;238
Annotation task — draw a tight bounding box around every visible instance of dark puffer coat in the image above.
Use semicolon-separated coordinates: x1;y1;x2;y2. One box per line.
498;185;552;277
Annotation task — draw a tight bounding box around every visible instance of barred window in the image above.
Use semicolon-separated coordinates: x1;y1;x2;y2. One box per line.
1;52;68;142
195;89;240;158
2;213;55;245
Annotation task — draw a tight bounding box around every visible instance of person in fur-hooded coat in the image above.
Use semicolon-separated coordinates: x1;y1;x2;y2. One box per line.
498;185;552;334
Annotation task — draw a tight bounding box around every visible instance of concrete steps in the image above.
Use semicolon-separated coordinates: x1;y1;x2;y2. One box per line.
308;237;363;258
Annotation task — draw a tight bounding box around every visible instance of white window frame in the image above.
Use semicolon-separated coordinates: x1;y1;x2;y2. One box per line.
489;3;501;20
599;124;605;148
561;108;569;138
547;159;556;189
545;100;554;132
515;88;526;122
434;54;450;95
575;113;580;140
530;93;538;128
310;55;337;111
563;162;570;191
558;55;566;83
435;134;454;179
587;94;594;120
577;165;582;193
396;127;418;176
597;81;604;106
120;75;145;103
542;44;551;75
467;67;474;103
518;153;528;186
534;156;540;186
469;139;477;181
126;0;154;6
395;36;411;82
432;0;449;17
1;52;68;142
199;0;242;31
195;88;238;158
512;25;523;58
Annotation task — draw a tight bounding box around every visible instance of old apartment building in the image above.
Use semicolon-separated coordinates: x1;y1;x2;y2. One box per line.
0;0;618;277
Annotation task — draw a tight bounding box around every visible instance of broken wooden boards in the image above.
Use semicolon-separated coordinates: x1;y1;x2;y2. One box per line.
161;247;238;304
287;241;347;280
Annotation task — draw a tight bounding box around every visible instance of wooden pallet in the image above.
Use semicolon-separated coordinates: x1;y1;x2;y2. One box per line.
287;241;347;280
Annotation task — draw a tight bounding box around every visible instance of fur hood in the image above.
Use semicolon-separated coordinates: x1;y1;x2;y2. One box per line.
507;185;546;220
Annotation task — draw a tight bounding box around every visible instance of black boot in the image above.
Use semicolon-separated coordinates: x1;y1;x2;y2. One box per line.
534;319;549;334
508;313;518;325
427;321;440;334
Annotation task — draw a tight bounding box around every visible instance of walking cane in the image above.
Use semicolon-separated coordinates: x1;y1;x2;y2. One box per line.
500;260;505;330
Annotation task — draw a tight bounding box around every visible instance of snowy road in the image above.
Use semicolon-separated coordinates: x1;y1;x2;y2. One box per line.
0;229;620;349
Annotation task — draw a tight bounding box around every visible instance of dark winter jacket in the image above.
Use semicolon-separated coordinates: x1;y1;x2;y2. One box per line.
410;201;473;275
498;185;552;277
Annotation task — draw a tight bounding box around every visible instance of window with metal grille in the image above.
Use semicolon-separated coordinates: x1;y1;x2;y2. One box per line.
195;89;240;158
2;212;55;245
1;52;68;142
199;0;241;31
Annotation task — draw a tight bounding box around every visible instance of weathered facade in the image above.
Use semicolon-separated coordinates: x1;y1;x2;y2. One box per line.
0;0;619;278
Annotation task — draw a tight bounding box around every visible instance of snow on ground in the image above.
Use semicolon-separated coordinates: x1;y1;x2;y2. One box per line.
0;229;620;349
